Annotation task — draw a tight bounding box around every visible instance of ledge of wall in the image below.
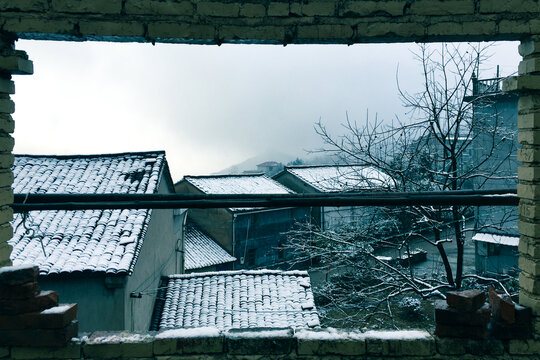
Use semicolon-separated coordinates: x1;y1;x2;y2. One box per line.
1;327;540;359
0;0;539;44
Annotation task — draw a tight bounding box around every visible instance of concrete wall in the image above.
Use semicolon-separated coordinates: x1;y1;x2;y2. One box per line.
124;177;182;332
0;0;540;44
38;275;125;333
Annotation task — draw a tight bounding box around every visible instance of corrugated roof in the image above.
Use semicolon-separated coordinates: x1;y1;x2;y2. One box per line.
282;165;389;193
184;223;236;271
9;152;167;276
472;232;519;247
151;270;320;331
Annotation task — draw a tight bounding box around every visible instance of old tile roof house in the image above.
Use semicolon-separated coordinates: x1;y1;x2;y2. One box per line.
274;165;389;231
9;151;184;332
184;222;236;272
175;174;311;269
150;270;320;331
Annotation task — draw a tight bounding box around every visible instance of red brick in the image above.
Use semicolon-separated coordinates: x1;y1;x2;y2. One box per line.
0;281;40;300
0;320;77;347
0;265;38;286
435;300;490;326
446;289;486;312
489;286;515;323
0;303;77;330
0;290;58;315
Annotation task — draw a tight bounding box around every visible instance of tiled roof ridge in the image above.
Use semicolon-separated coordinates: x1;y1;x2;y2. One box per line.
167;269;310;280
184;173;267;180
14;150;166;159
285;163;364;169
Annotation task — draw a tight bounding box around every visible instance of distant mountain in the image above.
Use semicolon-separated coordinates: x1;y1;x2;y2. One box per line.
214;151;337;175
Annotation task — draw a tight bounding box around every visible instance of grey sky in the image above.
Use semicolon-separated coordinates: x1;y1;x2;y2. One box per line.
12;40;520;181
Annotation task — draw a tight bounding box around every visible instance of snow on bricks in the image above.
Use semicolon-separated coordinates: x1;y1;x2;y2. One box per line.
489;286;533;339
0;265;78;347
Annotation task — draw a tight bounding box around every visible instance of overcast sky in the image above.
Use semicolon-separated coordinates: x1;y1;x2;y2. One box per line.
11;40;520;181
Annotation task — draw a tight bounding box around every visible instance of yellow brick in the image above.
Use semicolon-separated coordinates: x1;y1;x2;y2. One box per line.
0;99;14;114
0;170;13;188
3;18;74;36
508;338;540;355
300;2;335;16
341;1;404;17
503;75;540;92
518;148;540;163
499;20;531;36
519;166;540;181
0;0;48;11
0;153;14;168
0;223;13;243
518;129;540;145
519;184;540;200
519;289;540;314
297;25;353;41
125;0;193;16
520;200;540;220
410;0;474;15
239;4;266;18
0;206;13;226
0;135;14;152
267;3;288;16
519;219;540;238
480;0;540;14
0;114;14;134
427;21;495;37
518;112;540;129
520;255;540;277
220;26;284;42
518;235;540;257
0;242;12;267
11;341;81;359
519;58;540;75
366;22;424;39
520;39;540;57
79;21;145;38
51;0;122;14
148;22;215;42
197;2;240;17
0;78;14;94
0;55;33;75
519;94;540;114
520;271;540;295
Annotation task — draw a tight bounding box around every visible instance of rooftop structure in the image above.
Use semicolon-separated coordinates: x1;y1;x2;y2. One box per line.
151;270;319;331
184;223;236;272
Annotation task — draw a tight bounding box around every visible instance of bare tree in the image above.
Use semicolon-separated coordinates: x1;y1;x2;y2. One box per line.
287;43;518;328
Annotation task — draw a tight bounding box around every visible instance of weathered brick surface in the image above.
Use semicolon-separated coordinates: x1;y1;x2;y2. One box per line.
0;0;538;43
0;265;37;286
446;289;486;312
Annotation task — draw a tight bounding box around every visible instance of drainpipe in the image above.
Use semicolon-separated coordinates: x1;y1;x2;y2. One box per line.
232;214;236;270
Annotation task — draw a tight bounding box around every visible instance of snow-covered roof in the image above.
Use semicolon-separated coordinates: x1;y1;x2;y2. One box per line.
183;174;292;195
9;152;167;276
472;232;519;247
181;174;293;212
150;270;320;331
281;165;390;193
184;223;236;271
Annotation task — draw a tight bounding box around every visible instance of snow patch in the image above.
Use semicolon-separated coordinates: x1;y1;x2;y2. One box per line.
155;327;221;339
362;330;431;340
226;329;292;339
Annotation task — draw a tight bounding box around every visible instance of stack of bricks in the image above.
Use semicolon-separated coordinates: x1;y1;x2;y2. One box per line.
434;289;490;339
0;33;32;268
0;265;78;347
489;286;532;339
503;35;540;339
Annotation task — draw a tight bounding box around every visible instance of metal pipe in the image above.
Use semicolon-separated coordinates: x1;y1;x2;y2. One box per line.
11;189;518;212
